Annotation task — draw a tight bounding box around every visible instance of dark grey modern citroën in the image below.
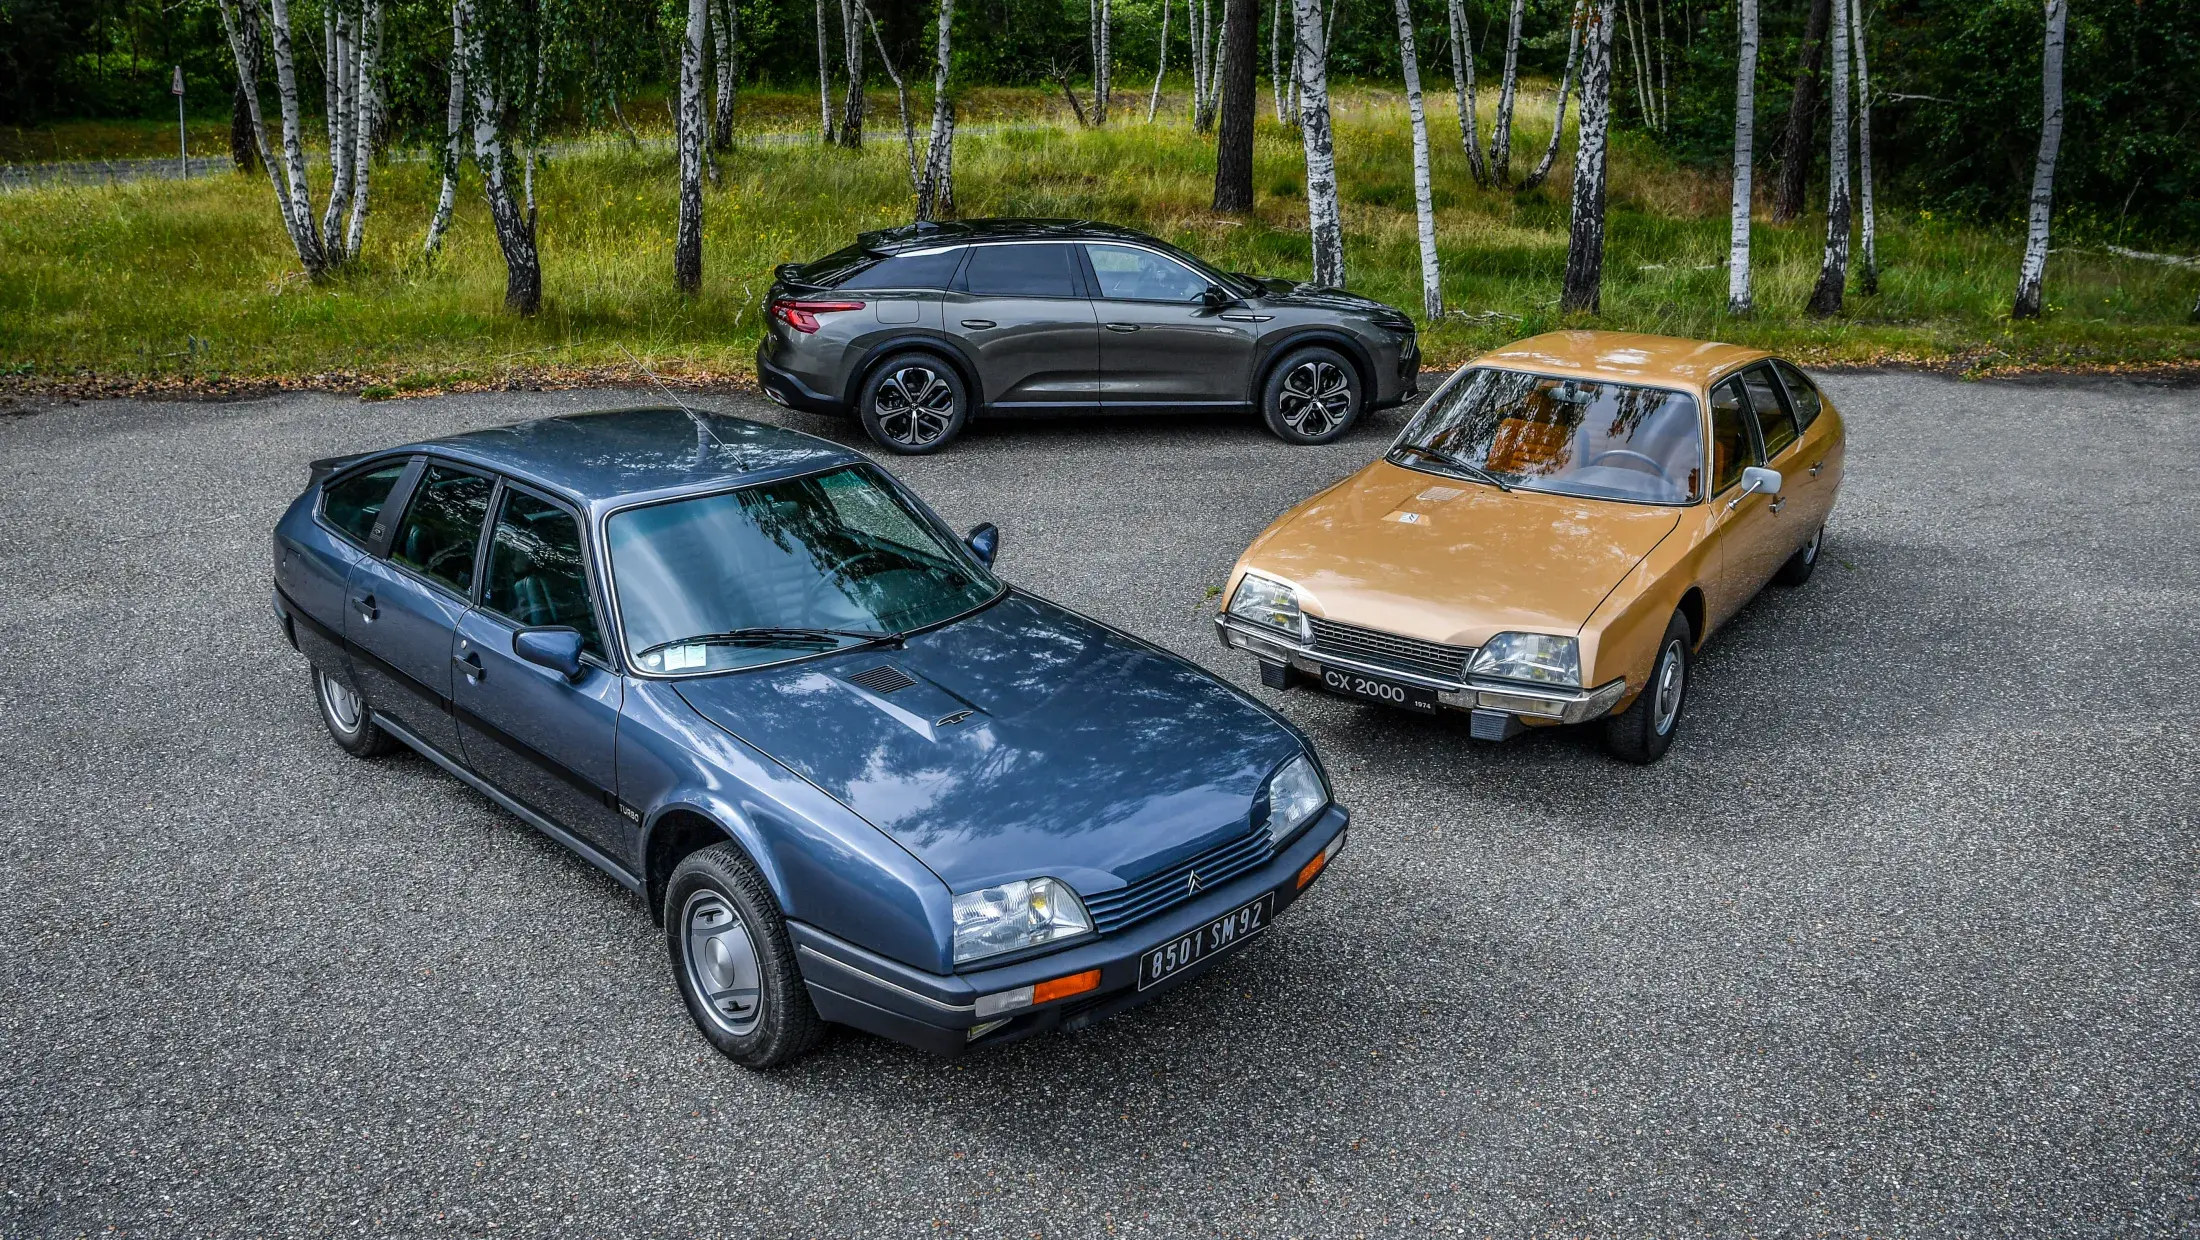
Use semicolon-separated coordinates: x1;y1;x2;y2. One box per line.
756;219;1420;454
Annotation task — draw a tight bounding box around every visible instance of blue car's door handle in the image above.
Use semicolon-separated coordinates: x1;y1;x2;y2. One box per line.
454;651;484;681
960;319;995;329
351;594;377;621
1104;322;1139;333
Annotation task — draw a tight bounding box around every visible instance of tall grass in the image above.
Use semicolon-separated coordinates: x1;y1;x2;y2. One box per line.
1;86;2193;388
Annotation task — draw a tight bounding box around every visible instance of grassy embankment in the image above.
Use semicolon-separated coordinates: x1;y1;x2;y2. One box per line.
2;85;2195;395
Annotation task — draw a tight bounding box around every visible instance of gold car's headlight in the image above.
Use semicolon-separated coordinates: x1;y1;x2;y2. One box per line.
1469;632;1582;687
1226;573;1307;641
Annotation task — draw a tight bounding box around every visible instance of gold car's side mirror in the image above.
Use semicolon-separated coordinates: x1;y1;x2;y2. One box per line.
1727;466;1784;512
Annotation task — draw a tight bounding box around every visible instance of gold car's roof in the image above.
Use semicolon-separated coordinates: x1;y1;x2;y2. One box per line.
1470;330;1770;390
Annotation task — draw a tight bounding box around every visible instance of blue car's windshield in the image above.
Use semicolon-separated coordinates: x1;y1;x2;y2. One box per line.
607;465;1001;674
1390;368;1705;505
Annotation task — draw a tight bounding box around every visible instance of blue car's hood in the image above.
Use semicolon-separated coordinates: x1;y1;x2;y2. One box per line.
672;592;1302;895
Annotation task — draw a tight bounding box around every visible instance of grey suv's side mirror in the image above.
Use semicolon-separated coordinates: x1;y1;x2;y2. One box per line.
1201;285;1235;310
514;627;586;679
1727;465;1784;511
965;522;999;567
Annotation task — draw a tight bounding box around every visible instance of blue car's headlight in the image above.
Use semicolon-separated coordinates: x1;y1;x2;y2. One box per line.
1263;753;1329;847
952;877;1093;965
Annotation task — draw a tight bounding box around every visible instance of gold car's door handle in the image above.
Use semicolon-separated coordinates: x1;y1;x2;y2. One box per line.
1809;460;1824;476
1769;497;1787;514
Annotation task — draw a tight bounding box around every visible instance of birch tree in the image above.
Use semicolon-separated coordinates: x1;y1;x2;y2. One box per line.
838;0;866;147
1271;0;1288;122
1520;0;1581;191
1149;0;1170;122
1489;0;1525;184
711;0;739;150
1848;0;1875;294
424;0;468;258
1090;0;1113;124
1391;0;1441;317
816;0;835;141
466;0;543;313
1446;0;1487;185
1725;0;1757;313
916;0;957;220
1291;0;1344;286
1803;0;1850;316
2012;0;2066;319
1558;0;1616;314
227;1;260;173
675;0;708;294
213;0;327;275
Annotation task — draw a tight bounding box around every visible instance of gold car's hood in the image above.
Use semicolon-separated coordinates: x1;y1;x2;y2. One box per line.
1240;459;1682;645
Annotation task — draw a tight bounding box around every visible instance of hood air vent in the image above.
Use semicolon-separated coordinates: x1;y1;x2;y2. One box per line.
845;664;918;696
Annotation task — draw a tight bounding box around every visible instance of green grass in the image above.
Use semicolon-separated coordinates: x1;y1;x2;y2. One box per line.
2;85;2194;391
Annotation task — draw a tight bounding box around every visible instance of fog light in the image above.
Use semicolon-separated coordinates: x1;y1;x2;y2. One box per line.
974;985;1033;1020
1296;830;1347;890
1476;689;1568;718
966;1018;1011;1042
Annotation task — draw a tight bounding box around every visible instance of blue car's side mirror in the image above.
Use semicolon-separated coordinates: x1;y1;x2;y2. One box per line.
965;522;999;567
514;627;586;679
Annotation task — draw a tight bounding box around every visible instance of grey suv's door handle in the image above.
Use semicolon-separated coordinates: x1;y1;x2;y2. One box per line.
960;319;995;329
352;594;377;621
454;651;484;681
1105;322;1139;333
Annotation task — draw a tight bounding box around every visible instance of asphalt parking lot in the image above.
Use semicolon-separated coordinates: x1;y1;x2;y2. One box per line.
3;372;2196;1238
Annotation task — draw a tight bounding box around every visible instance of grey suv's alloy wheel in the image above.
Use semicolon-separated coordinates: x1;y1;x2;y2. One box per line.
1773;525;1823;586
857;353;971;455
664;842;825;1068
1261;346;1363;445
1602;611;1692;765
315;667;396;758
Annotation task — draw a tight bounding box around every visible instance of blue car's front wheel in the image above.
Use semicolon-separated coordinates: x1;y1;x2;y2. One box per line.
666;843;825;1068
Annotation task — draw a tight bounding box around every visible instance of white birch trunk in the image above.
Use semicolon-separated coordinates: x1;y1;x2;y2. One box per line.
1848;0;1875;294
1391;0;1441;317
1291;0;1344;286
2011;0;2065;318
319;7;354;248
816;0;835;142
865;10;921;191
1150;0;1171;122
264;0;329;273
838;0;866;146
1726;0;1757;312
216;0;315;272
1559;0;1615;313
1271;0;1287;122
342;0;381;262
1522;0;1581;190
1491;0;1524;183
712;0;739;148
425;0;466;259
917;0;957;219
1446;0;1486;184
1804;0;1850;315
466;1;539;313
676;0;708;293
1098;0;1113;123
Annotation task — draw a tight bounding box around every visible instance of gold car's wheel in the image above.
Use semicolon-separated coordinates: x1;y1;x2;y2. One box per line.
1603;611;1693;764
1773;525;1823;587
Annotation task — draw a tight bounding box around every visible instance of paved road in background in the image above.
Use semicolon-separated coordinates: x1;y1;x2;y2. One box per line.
2;374;2195;1238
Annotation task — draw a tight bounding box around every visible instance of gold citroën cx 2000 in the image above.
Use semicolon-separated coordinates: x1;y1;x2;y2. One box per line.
1215;331;1846;763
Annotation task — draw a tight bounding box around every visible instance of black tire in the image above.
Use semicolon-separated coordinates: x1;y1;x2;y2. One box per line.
857;352;970;454
1261;346;1363;445
665;842;825;1069
1603;611;1693;765
315;666;397;758
1773;524;1824;587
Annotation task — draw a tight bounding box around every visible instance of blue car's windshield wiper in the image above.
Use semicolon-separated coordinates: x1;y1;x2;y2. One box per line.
636;626;906;661
1393;443;1512;492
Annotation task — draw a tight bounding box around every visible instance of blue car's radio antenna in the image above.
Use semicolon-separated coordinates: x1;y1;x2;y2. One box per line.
617;342;749;471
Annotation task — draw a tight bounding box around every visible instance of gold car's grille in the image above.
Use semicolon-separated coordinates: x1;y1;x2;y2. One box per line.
1307;616;1475;683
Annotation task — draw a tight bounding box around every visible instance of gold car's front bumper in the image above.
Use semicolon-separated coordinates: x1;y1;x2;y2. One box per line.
1215;616;1628;739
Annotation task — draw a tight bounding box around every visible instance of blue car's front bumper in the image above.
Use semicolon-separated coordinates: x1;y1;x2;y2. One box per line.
789;804;1351;1057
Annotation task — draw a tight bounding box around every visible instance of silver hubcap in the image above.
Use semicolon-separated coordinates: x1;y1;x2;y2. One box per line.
873;365;956;447
1278;361;1354;438
1802;528;1822;563
1651;639;1686;736
681;890;763;1036
320;672;362;734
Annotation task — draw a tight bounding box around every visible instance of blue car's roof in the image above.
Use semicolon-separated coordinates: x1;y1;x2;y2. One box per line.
406;407;863;511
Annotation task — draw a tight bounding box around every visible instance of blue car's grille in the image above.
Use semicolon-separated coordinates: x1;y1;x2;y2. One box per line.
1084;829;1274;934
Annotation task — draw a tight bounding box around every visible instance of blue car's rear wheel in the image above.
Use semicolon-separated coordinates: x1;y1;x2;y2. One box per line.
665;843;825;1068
315;667;396;758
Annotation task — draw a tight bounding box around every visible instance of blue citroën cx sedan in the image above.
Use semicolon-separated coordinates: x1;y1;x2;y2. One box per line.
271;408;1349;1067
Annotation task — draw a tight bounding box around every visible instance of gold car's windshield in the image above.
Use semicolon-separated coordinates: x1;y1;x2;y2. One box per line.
1389;368;1704;505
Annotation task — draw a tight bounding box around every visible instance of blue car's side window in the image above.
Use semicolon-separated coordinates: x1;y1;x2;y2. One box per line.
320;462;408;548
482;489;605;659
391;465;494;595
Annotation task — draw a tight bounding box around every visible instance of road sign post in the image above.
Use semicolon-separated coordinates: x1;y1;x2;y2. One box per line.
172;67;186;179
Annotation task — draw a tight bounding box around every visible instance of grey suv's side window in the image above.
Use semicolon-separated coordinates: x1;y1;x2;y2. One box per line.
321;461;408;547
391;465;494;594
836;247;965;290
1084;243;1209;302
960;244;1080;297
482;488;604;658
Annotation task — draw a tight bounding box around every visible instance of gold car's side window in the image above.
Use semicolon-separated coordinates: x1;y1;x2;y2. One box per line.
1709;379;1758;495
1740;366;1800;459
